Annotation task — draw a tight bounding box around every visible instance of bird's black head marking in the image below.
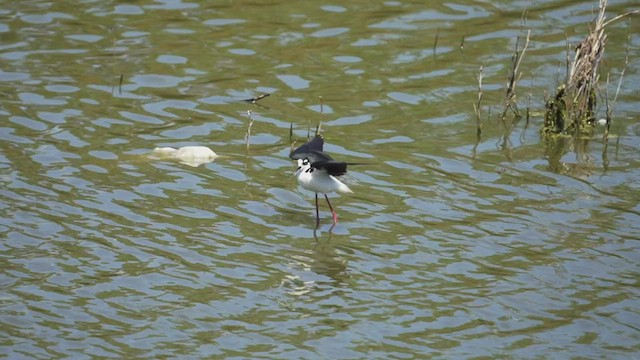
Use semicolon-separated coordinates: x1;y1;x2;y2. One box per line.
290;135;359;177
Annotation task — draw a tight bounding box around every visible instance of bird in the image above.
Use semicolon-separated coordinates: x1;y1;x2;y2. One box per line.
290;135;355;227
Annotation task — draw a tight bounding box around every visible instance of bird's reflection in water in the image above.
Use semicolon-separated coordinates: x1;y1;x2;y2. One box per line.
308;226;350;287
282;225;352;297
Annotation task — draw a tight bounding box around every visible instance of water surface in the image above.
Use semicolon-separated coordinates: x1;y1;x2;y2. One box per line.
1;0;639;358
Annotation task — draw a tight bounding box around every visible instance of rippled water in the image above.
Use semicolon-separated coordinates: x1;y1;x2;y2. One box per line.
2;0;639;358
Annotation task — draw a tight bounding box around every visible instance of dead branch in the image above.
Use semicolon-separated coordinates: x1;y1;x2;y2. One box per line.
503;28;531;119
245;110;254;150
473;66;483;137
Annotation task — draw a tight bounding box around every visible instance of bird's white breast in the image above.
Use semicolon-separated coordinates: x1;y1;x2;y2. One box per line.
296;164;352;194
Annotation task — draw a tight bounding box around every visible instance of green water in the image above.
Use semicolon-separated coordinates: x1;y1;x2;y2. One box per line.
1;0;639;358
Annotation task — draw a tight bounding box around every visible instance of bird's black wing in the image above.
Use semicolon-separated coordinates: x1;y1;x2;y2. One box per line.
290;135;325;159
290;135;363;176
311;160;348;176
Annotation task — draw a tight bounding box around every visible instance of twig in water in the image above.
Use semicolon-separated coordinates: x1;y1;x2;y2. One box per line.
118;73;123;95
245;110;254;150
526;73;534;123
110;24;118;95
472;66;483;138
503;28;531;119
316;96;324;136
564;34;571;85
604;25;631;142
612;26;630;107
243;93;270;104
289;121;293;144
307;99;312;139
459;36;465;53
503;11;531;118
433;28;440;58
604;73;611;142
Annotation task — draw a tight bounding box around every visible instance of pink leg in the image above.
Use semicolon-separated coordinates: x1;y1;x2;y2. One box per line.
315;193;320;228
325;194;338;224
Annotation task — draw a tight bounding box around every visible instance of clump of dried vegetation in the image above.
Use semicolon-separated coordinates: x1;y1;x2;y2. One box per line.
551;0;638;137
543;0;610;138
477;0;636;144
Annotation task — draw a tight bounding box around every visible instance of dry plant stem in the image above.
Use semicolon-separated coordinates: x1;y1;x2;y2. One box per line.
111;25;115;94
604;27;631;141
110;24;117;95
307;101;312;139
604;73;611;141
243;93;270;104
433;28;440;58
503;29;531;118
565;34;571;85
602;9;640;28
543;0;617;135
289;122;293;144
526;91;531;122
513;30;531;85
611;29;630;109
566;0;609;126
473;66;483;137
316;96;323;136
246;110;254;150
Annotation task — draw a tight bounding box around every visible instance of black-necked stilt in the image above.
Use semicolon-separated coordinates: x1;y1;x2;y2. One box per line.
290;135;354;227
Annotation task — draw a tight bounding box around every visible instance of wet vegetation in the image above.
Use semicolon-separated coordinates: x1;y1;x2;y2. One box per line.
471;0;637;175
541;0;634;139
479;0;635;142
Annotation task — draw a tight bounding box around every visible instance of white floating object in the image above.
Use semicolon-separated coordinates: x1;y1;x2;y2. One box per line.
152;147;179;156
596;118;607;126
151;146;218;167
